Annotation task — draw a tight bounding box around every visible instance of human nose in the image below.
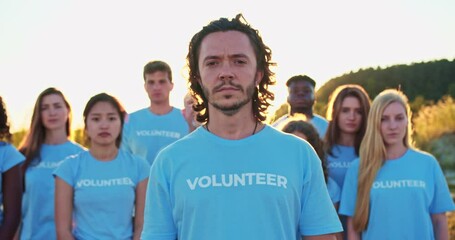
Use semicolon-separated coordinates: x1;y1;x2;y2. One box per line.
348;110;355;120
218;63;234;81
99;119;109;129
389;119;398;129
48;107;56;115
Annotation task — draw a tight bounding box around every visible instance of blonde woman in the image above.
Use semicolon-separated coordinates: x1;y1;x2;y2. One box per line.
339;89;455;239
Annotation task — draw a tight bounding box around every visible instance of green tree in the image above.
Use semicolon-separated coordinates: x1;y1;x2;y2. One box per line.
73;128;89;148
11;129;27;147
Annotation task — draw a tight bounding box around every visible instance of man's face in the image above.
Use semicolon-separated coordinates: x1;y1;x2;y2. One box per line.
287;80;315;110
144;71;173;105
197;30;262;116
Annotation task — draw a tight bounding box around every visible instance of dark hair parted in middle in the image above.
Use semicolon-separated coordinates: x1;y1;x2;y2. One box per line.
83;93;127;148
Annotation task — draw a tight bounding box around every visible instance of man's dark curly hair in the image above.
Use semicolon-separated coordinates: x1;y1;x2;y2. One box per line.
186;13;276;123
0;96;12;142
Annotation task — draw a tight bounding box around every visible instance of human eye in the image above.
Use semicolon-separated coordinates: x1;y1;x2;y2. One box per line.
234;58;247;65
396;114;406;121
54;103;63;109
205;60;218;67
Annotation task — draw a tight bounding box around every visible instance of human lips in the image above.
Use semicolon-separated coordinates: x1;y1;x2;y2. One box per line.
215;85;239;93
98;132;111;137
386;132;400;138
345;122;358;128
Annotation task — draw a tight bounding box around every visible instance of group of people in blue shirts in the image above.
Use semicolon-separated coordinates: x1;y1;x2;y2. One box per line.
1;13;454;240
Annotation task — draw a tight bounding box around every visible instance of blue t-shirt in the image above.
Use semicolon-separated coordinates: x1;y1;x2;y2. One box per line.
53;149;150;240
21;141;84;240
121;107;189;165
0;142;25;224
326;145;357;190
272;114;328;139
141;126;342;240
327;177;341;204
339;149;455;240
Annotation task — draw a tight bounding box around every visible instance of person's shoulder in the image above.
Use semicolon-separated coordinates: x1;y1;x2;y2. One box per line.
59;150;86;167
349;157;361;168
125;108;149;120
270;115;289;127
118;149;149;164
407;148;438;163
171;106;183;112
0;141;15;150
67;140;87;151
313;114;328;123
0;141;23;156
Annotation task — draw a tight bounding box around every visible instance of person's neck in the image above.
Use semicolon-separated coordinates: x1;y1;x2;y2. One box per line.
89;145;118;161
205;107;262;140
385;143;407;160
337;132;356;146
149;102;172;115
44;129;68;145
290;108;313;119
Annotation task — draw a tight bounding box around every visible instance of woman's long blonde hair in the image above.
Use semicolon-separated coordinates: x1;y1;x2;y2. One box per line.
353;89;413;231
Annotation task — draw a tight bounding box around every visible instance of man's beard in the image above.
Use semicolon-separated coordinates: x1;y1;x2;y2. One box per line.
202;80;256;117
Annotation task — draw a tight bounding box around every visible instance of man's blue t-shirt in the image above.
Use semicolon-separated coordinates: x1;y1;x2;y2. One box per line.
339;149;455;239
141;126;342;240
121;107;189;165
53;149;150;240
21;141;84;240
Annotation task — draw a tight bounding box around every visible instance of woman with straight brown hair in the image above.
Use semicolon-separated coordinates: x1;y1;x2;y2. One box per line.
18;87;84;240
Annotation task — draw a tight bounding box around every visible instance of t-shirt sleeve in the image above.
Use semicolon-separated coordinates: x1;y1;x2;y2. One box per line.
327;177;341;204
338;160;359;217
135;156;151;183
429;159;455;213
1;145;25;172
53;156;76;186
141;153;177;240
299;146;343;236
120;120;132;153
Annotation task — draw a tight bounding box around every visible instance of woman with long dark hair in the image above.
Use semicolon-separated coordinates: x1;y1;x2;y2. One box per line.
18;87;84;240
54;93;149;240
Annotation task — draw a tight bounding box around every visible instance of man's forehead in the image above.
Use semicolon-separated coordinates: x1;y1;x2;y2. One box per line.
199;31;254;57
289;80;314;89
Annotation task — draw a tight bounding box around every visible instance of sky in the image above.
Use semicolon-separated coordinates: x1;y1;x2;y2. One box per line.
1;0;454;132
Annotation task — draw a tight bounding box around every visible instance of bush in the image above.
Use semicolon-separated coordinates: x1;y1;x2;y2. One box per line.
414;96;455;146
